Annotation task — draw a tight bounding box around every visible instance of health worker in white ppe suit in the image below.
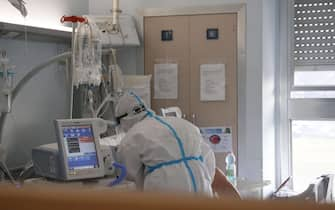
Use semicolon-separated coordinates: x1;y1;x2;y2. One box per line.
115;92;240;198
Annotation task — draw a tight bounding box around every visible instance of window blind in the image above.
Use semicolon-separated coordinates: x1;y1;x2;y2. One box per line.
294;0;335;66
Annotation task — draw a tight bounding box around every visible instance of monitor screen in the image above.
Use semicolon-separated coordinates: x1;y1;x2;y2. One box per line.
62;125;99;170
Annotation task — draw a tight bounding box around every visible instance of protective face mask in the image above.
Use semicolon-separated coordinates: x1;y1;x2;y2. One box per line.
120;111;147;132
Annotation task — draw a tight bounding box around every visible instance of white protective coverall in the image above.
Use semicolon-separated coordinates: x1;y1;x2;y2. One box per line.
115;92;216;196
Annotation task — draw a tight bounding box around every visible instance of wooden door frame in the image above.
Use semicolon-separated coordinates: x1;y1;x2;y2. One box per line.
139;4;246;172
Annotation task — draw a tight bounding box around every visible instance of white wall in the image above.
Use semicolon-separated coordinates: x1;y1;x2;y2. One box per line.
89;0;279;186
262;0;279;194
0;40;70;168
278;0;291;186
0;0;89;168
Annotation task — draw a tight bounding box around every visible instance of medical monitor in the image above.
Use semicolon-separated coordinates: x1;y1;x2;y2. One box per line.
55;119;105;180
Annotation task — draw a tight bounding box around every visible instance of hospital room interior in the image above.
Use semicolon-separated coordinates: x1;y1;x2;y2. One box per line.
0;0;335;208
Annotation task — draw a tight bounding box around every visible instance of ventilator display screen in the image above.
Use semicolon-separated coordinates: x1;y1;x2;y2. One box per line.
62;125;99;170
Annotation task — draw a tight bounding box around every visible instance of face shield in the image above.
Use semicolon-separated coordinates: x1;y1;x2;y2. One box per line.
115;93;148;132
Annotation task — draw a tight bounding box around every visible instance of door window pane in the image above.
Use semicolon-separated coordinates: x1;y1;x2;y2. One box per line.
291;120;335;193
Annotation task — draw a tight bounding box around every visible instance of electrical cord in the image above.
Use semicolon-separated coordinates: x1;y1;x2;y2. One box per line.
0;161;16;184
18;161;34;183
98;64;112;118
0;166;7;181
96;95;114;117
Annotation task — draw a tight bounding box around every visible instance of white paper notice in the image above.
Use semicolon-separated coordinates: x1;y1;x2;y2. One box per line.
200;127;233;153
123;75;152;108
154;63;178;99
200;64;226;101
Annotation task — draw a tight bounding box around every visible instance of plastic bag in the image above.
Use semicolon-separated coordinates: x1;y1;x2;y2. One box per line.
73;16;102;87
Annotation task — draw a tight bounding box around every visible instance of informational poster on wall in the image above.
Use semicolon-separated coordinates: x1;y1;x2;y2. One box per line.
154;63;178;99
200;64;226;101
123;75;152;108
200;127;233;153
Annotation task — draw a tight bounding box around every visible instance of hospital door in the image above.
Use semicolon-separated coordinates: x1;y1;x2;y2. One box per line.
144;14;237;171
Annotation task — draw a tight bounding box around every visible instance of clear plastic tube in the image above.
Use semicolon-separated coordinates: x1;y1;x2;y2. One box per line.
108;162;127;187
